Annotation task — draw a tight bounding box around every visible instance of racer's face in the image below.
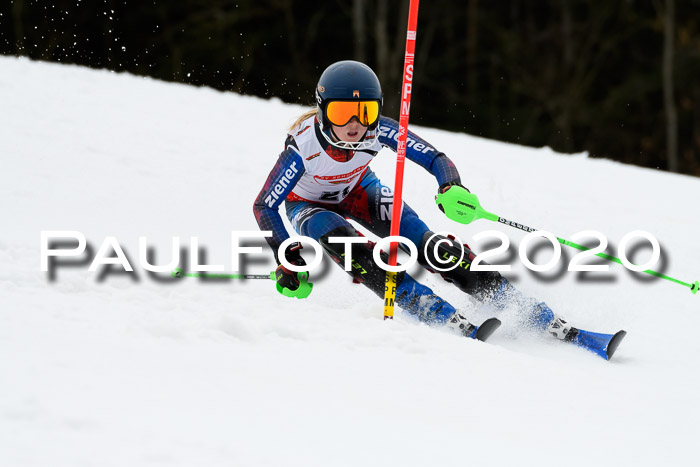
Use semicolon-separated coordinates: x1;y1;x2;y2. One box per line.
331;117;368;143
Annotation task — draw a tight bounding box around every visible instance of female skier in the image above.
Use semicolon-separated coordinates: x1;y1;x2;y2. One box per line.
253;60;624;356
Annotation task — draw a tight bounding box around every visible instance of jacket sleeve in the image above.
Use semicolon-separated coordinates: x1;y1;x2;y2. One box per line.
252;139;305;260
377;116;461;187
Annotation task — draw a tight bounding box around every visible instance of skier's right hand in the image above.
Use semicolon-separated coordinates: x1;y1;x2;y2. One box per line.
275;242;307;292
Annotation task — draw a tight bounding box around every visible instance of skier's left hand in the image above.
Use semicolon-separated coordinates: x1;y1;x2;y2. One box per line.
437;181;469;215
438;181;469;195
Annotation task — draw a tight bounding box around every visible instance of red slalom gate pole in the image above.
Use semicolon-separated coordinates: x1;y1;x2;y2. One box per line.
383;0;420;320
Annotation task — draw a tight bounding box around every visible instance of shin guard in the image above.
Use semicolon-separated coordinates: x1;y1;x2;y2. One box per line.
319;226;457;323
418;231;502;301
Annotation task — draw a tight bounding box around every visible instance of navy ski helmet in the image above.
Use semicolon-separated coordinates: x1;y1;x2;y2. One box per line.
315;60;383;132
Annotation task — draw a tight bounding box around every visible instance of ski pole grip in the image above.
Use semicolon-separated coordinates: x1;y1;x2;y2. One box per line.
691;280;699;295
275;271;313;299
435;187;498;225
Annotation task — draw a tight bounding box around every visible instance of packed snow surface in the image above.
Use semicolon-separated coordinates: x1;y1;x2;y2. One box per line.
1;57;699;466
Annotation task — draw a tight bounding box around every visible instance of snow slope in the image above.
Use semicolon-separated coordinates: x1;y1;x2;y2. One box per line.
1;56;699;467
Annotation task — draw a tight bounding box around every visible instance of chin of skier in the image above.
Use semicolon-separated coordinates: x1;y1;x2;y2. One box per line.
253;60;578;343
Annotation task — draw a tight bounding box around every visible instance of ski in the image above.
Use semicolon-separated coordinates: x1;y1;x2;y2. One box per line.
567;328;627;360
474;317;502;342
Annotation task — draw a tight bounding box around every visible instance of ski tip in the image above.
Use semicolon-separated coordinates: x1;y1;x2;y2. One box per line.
475;317;501;342
605;330;627;360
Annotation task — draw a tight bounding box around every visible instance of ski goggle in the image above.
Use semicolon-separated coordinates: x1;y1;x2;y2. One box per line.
325;100;380;127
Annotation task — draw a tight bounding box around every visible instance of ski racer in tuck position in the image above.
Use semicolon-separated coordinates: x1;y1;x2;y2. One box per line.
253;60;625;359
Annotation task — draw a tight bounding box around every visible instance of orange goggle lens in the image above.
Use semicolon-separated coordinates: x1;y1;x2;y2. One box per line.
325;100;380;127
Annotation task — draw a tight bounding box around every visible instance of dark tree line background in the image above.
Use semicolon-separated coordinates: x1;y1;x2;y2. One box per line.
2;0;699;176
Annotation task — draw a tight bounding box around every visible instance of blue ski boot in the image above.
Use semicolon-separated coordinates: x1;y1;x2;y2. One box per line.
546;314;627;361
445;312;502;342
489;278;626;360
